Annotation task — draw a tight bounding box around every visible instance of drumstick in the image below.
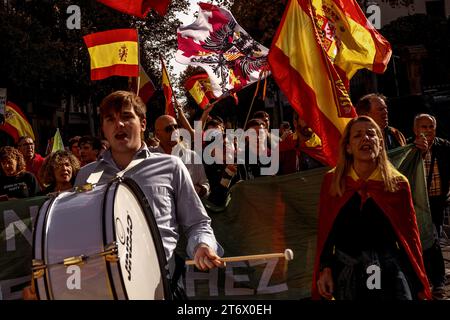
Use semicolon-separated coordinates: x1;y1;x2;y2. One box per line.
185;249;294;266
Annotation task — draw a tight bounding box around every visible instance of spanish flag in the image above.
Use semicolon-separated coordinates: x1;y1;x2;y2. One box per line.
269;0;391;166
161;58;176;117
83;29;139;81
0;101;35;142
184;73;213;109
97;0;170;18
130;65;156;104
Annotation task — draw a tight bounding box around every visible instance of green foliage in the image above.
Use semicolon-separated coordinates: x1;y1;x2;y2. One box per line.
231;0;286;47
0;0;189;106
381;14;450;88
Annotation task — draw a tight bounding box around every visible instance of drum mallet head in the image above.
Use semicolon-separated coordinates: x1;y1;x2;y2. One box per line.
284;249;294;261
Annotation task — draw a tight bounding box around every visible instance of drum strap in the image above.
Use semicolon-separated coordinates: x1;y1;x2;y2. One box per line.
116;158;146;178
86;158;146;185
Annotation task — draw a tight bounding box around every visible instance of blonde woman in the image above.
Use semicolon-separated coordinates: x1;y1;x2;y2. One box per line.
312;116;431;300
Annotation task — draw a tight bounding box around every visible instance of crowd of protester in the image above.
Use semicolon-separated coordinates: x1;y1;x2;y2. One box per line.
1;91;449;300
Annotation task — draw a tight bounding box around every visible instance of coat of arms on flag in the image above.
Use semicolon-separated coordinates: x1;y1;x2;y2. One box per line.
176;3;270;98
83;29;139;81
184;72;214;109
269;0;392;166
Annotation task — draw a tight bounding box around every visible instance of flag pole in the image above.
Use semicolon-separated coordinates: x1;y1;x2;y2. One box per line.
243;68;266;129
160;54;178;115
136;28;141;96
200;91;232;131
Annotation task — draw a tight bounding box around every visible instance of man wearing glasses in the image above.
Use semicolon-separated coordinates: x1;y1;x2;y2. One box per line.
17;136;45;184
152;115;210;199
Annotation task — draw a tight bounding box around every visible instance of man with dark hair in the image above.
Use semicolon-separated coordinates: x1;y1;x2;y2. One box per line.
253;110;270;129
355;93;406;150
78;135;101;166
74;91;223;298
238;118;271;179
68;136;81;160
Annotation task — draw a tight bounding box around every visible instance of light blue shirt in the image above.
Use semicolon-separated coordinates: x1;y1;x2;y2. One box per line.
75;144;223;261
150;144;210;197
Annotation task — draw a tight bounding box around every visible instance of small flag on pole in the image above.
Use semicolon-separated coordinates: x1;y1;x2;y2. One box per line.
160;57;176;117
184;73;214;109
130;65;156;104
83;29;139;81
51;128;65;153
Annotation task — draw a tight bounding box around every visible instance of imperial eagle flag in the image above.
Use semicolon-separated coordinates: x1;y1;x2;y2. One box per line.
268;0;392;166
176;3;270;98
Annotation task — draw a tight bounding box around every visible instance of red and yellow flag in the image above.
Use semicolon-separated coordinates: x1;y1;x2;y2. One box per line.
83;29;139;81
269;0;391;166
0;101;35;142
184;73;214;109
130;65;156;104
138;65;156;104
161;58;176;117
97;0;170;18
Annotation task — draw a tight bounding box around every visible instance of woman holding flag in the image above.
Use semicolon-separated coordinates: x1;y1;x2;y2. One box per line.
313;116;431;300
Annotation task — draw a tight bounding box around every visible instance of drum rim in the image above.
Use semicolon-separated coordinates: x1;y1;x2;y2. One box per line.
109;177;172;300
32;194;60;300
102;181;120;300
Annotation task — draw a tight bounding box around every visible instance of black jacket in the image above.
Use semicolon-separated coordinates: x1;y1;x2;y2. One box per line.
430;137;450;201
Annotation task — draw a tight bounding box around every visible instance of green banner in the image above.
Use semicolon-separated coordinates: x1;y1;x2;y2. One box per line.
188;144;433;300
0;145;433;300
0;196;47;300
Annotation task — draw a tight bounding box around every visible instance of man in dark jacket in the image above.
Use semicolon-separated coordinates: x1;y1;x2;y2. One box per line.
414;113;450;299
356;93;406;150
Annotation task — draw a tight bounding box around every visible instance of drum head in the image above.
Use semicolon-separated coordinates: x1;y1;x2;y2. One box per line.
113;178;170;300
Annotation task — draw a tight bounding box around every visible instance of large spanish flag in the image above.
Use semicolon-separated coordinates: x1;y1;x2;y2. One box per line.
83;29;139;81
161;58;176;117
184;73;213;109
269;0;391;166
97;0;170;18
0;101;35;142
